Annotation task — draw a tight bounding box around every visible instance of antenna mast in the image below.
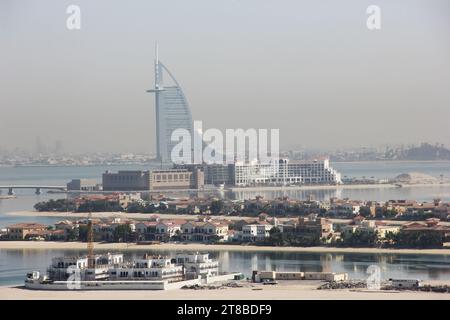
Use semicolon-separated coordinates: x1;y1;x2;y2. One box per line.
155;41;160;88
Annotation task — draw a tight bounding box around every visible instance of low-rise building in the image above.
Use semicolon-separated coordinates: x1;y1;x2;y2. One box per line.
150;169;204;190
375;224;401;239
154;220;184;241
328;200;361;217
109;255;184;282
401;219;449;239
253;270;348;282
238;222;274;242
180;221;229;242
296;216;334;240
135;221;158;241
6;223;49;240
102;169;205;191
118;193;142;209
67;179;100;192
175;252;219;279
341;217;401;241
0;228;7;240
54;220;79;240
102;170;151;191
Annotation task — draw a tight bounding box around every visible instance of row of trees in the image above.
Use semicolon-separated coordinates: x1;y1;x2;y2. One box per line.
258;227;445;249
34;199;76;212
338;229;378;247
76;224;134;243
358;207;398;220
34;199;122;213
264;227;322;246
337;229;444;248
34;199;446;222
385;230;445;248
125;202;167;214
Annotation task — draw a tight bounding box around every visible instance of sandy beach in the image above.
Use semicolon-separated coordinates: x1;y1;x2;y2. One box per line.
1;283;449;300
6;210;208;221
0;241;449;255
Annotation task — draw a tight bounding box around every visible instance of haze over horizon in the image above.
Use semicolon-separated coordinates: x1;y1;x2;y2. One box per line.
1;0;449;154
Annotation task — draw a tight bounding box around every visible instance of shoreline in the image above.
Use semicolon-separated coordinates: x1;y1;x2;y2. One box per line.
2;160;449;169
0;241;449;255
6;210;247;221
1;284;449;300
231;182;450;192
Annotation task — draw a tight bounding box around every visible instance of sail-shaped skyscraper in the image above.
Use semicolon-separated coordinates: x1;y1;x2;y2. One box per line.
147;44;194;163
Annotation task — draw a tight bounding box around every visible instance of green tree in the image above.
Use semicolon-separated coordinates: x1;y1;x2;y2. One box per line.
113;224;133;242
34;199;76;212
66;228;78;241
78;225;88;242
126;201;145;213
210;200;224;214
358;207;372;218
395;230;443;248
341;229;378;247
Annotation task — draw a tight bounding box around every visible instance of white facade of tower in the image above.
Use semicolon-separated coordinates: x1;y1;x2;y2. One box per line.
148;45;194;163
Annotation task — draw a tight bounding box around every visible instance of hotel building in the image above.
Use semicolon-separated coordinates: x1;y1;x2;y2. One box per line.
231;159;342;186
147;44;194;164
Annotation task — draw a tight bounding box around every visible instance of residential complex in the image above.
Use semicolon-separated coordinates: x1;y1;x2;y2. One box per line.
5;212;448;247
230;158;342;186
5;223;50;240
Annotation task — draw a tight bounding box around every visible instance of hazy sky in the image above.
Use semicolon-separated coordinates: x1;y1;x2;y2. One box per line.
0;0;449;154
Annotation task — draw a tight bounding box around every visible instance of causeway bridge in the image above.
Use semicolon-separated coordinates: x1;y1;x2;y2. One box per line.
0;185;67;195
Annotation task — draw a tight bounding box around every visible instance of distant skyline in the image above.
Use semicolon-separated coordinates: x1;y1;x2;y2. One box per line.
1;139;448;156
1;0;449;154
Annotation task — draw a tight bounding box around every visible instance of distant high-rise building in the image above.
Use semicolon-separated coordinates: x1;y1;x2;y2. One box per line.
35;136;46;155
54;140;63;155
147;44;193;163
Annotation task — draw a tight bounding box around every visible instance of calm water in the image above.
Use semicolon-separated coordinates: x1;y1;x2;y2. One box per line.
0;249;449;286
1;162;450;285
1;161;449;185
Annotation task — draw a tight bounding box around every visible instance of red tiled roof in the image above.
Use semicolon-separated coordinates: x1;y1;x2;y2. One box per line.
7;223;48;229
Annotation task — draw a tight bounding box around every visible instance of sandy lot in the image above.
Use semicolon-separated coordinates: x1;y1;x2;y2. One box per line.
1;283;449;300
0;241;449;255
